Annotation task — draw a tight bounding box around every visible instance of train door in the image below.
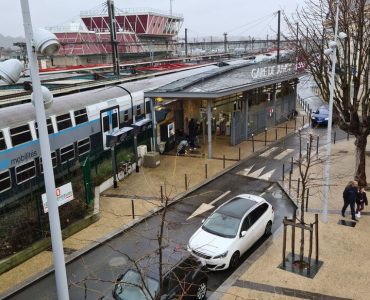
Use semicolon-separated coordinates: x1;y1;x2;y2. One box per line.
100;105;120;150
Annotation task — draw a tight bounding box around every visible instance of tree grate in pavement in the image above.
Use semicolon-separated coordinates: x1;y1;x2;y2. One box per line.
233;280;351;300
278;253;323;279
338;219;357;227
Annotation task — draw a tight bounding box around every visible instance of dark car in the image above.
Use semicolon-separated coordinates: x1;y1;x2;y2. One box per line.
311;105;329;127
112;254;208;300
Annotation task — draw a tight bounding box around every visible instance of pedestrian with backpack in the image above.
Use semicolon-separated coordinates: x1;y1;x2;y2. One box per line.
341;180;359;221
356;187;368;218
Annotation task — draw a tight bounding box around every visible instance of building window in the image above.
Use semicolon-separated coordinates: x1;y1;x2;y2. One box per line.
60;144;75;164
39;152;57;173
56;113;72;131
35;118;54;137
10;124;32;147
78;138;90;157
0;170;11;193
0;131;6;151
74;108;88;125
16;160;36;184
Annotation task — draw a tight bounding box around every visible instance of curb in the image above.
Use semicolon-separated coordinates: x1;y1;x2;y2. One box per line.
1;128;299;299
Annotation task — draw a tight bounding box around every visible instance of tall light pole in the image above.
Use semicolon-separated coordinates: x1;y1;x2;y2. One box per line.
20;0;69;298
322;0;344;223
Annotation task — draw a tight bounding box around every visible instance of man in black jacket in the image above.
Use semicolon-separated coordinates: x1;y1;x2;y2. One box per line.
341;180;359;221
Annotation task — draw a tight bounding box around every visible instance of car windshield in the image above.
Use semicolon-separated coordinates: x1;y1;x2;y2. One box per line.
114;270;159;300
202;212;241;238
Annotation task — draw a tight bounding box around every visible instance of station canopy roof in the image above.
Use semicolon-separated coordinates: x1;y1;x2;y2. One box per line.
145;60;301;100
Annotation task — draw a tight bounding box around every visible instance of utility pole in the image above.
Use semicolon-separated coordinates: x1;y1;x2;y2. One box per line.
277;10;281;63
185;28;188;57
224;32;228;53
107;0;120;76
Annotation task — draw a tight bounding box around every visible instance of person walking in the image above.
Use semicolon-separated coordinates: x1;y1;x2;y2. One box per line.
341;180;359;221
356;187;368;218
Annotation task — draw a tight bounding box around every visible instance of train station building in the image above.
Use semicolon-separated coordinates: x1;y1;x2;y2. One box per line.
145;60;302;158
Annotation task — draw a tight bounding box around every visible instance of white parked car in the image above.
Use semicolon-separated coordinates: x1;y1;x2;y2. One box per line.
187;194;274;271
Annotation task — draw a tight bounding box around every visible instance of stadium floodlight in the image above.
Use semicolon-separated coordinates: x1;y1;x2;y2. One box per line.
33;28;60;56
31;85;54;109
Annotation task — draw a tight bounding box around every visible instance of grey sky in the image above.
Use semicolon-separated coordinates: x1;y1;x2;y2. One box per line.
1;0;301;39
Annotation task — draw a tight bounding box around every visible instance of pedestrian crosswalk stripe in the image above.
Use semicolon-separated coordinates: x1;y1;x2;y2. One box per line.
258;169;275;181
260;147;278;157
273;149;294;160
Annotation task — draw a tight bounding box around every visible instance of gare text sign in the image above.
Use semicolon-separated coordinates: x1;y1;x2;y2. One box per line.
251;63;295;80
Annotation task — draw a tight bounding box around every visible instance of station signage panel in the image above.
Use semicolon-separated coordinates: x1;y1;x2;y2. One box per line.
42;182;74;213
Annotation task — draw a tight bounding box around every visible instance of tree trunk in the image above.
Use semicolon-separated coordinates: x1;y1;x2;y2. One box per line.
354;134;367;187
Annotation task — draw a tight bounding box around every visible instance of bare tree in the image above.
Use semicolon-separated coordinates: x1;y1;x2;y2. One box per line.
285;0;370;186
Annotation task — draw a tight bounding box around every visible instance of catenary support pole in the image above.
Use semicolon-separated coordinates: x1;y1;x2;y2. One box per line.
20;0;69;298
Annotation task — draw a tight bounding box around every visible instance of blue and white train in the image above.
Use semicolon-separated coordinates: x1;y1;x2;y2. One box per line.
0;64;219;207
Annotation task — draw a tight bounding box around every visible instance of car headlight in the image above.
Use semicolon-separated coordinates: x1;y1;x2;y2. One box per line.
213;251;228;259
311;115;315;119
325;118;329;121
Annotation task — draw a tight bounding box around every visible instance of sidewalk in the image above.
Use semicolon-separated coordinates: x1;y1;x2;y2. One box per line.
211;137;370;300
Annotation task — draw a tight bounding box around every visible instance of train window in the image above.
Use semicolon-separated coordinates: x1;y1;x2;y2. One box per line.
0;131;6;151
39;152;57;173
74;108;88;125
35;118;54;137
56;113;72;131
103;116;109;132
0;170;11;193
136;105;142;116
16;160;36;185
78;138;90;157
145;101;151;114
10;124;32;147
112;113;118;129
60;144;75;164
123;110;129;122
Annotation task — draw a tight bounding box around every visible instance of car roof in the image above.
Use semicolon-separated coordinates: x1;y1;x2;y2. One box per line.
217;194;263;219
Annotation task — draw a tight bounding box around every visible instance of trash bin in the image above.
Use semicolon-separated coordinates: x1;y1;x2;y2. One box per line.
143;152;160;168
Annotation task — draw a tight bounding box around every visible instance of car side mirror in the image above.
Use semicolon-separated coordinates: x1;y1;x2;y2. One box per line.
240;231;247;237
201;219;205;224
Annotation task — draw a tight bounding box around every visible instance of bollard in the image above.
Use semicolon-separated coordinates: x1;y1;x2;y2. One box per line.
306;141;309;159
315;213;319;262
252;134;255;152
316;136;319;156
347;130;349;141
308;109;312;125
264;128;267;146
282;164;285;182
160;186;164;203
238;147;241;161
307;104;310;114
333;131;336;144
223;155;226;169
285;123;288;135
297;178;301;199
131;199;135;219
289;172;292;194
303;115;305;126
290;156;293;174
275;127;278;140
205;164;208;179
305;188;310;212
294;117;297;131
185;174;188;190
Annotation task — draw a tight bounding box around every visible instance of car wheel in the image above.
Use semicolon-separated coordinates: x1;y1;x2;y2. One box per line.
311;122;316;128
229;251;240;270
264;221;272;237
195;280;207;300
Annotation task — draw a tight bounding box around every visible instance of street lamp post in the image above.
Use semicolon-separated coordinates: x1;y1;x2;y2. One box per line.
322;0;341;223
20;0;69;298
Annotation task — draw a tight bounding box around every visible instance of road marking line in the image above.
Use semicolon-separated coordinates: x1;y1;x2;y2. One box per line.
187;190;231;220
260;147;278;157
247;166;265;178
210;190;231;205
259;169;275;181
236;165;254;176
273;149;294;160
267;185;274;191
259;192;266;196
